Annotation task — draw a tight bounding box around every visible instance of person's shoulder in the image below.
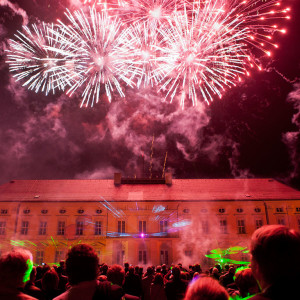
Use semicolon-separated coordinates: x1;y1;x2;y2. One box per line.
19;293;39;300
53;290;68;300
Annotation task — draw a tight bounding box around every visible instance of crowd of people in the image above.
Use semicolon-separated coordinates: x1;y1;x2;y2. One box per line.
0;225;300;300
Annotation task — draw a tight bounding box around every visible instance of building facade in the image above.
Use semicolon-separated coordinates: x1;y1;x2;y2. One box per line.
0;175;300;267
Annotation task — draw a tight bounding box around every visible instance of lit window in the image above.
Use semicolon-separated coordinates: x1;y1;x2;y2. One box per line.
139;221;146;234
159;220;168;233
277;217;286;225
160;250;169;265
202;220;209;234
57;221;65;235
139;250;147;265
55;250;64;263
36;251;44;265
94;221;102;235
220;219;227;234
21;221;29;235
39;222;47;235
0;222;6;235
184;250;193;257
237;219;246;234
76;221;84;235
118;221;126;234
255;219;263;229
219;208;225;213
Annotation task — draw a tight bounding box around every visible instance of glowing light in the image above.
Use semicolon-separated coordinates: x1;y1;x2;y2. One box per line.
6;23;73;95
6;0;290;107
23;259;34;283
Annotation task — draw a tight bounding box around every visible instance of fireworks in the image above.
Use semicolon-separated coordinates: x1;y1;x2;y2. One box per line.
6;23;73;95
5;0;290;107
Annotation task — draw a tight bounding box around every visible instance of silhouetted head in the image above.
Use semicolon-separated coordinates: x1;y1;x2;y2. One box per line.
0;249;33;288
250;225;300;288
107;264;125;286
66;244;99;285
184;276;229;300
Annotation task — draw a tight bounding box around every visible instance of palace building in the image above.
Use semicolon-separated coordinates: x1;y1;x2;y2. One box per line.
0;174;300;267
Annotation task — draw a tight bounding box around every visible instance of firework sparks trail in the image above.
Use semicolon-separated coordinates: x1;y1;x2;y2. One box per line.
5;0;290;107
57;7;136;107
125;22;166;88
155;0;290;106
6;23;74;95
99;0;188;27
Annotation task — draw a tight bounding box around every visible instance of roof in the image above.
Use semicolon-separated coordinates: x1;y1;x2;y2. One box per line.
0;178;299;202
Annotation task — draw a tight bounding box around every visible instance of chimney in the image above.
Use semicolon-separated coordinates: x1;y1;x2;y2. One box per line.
114;173;122;185
165;173;172;186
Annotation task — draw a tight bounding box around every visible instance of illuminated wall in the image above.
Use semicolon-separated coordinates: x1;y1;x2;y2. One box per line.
0;177;300;267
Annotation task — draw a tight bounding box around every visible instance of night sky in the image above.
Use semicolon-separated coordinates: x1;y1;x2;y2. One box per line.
0;0;299;190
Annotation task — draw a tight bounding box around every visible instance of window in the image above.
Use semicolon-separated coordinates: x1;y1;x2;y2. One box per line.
160;250;169;265
297;218;300;231
139;250;147;265
237;219;246;234
118;221;125;234
139;221;146;234
96;209;102;214
39;221;47;235
183;209;190;213
219;219;227;234
36;251;44;265
255;219;263;229
277;217;286;225
23;209;30;214
0;209;8;214
57;221;65;235
94;221;102;235
160;221;168;233
117;250;125;265
76;221;84;235
276;207;284;213
77;209;84;214
0;222;6;235
55;250;64;263
41;209;48;214
219;208;226;213
254;207;261;213
184;250;193;257
21;221;29;235
202;220;209;234
296;207;300;212
201;208;208;213
59;209;66;214
237;208;244;213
